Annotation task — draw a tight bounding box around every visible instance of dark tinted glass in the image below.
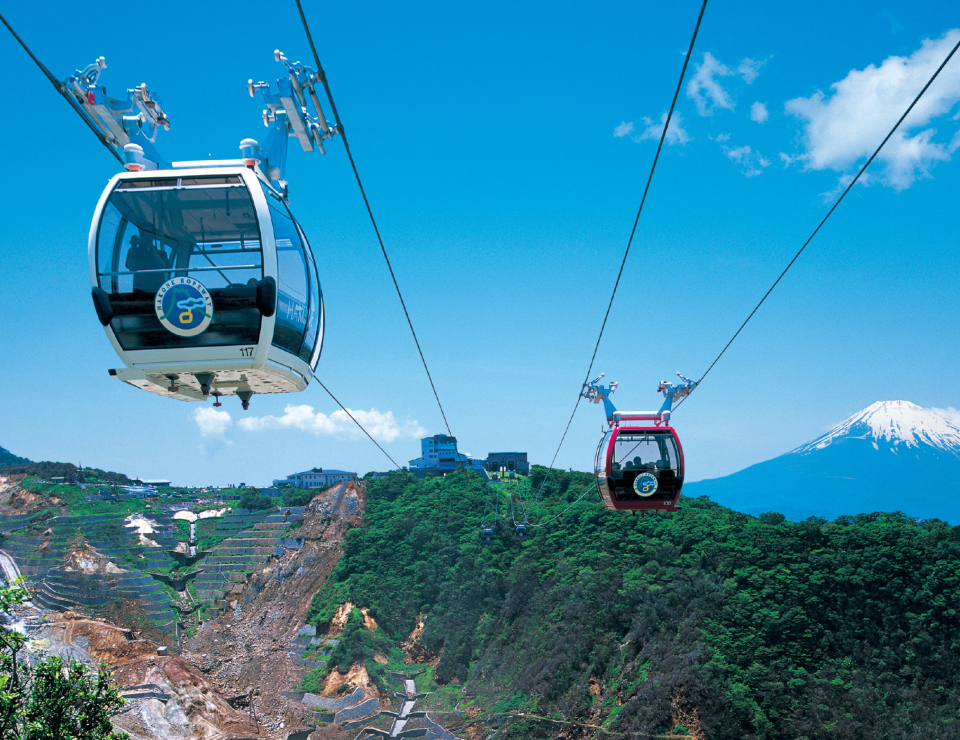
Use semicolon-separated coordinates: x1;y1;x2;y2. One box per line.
298;224;322;366
96;180;263;350
270;202;308;356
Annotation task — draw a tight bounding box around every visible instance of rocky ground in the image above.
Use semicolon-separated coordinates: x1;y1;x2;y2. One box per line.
184;481;369;738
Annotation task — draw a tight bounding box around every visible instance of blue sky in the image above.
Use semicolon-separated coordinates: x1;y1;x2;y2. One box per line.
2;0;959;487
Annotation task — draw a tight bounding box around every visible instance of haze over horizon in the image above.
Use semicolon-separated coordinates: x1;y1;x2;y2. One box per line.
2;0;960;487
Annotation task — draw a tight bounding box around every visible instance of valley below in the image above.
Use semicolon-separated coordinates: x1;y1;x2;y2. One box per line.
1;462;960;740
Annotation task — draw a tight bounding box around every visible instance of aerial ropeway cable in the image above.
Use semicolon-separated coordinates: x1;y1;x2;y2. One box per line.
293;0;455;441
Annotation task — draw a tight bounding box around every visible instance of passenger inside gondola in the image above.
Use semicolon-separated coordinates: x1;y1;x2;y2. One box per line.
125;234;169;293
96;177;265;349
610;432;681;501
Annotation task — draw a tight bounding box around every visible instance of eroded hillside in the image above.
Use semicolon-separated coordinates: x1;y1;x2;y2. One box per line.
184;481;367;736
0;478;385;740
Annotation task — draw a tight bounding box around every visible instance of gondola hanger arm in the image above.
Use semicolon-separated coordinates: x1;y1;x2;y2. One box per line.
61;56;171;170
583;373;697;427
60;50;340;195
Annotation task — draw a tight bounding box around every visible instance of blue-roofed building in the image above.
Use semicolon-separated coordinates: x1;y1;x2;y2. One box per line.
273;468;357;488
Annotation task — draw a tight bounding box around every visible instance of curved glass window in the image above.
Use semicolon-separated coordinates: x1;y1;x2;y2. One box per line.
269;201;309;355
608;430;681;502
612;432;679;473
260;183;321;364
96;176;263;350
297;224;322;367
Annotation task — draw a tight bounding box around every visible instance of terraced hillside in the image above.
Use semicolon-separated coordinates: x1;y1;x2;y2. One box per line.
191;507;306;620
0;511;181;634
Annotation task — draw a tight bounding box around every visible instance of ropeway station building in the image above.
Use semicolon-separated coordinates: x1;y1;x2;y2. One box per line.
273;468;358;489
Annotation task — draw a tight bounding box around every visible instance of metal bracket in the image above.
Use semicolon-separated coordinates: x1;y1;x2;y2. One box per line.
62;57;170;170
582;374;619;425
585;372;698;427
656;373;699;418
244;49;340;186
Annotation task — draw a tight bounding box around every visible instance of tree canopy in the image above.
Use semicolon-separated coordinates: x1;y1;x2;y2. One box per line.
308;467;960;739
0;583;127;740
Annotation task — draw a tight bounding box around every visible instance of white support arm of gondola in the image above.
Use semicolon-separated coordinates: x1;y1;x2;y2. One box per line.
585;372;698;427
246;50;341;189
62;56;171;170
582;374;619;425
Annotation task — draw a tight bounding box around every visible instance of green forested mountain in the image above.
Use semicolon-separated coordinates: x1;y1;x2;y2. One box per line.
0;446;31;467
309;468;960;739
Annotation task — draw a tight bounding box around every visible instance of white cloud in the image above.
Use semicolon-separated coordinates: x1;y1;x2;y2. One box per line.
632;111;691;145
687;52;735;115
613;121;634;138
784;30;960;190
750;101;769;123
237;404;426;442
193;407;232;438
714;132;731;143
723;144;771;177
738;58;767;84
932;406;960;424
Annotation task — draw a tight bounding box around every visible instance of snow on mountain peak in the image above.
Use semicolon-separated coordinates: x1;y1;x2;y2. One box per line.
794;400;960;456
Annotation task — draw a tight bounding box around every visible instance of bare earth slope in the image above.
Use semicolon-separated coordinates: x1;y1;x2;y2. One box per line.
184;481;365;737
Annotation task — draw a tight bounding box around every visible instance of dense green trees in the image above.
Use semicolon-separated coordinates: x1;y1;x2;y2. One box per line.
309;468;960;739
237;492;274;511
0;448;30;468
0;584;127;740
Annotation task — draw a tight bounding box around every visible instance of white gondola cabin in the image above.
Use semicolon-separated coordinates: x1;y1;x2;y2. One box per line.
89;165;323;405
65;50;339;407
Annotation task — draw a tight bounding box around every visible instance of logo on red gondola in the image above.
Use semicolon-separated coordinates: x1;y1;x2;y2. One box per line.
154;278;214;337
634;472;658;497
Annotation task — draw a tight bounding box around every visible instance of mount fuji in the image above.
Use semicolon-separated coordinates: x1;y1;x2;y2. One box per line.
684;401;960;523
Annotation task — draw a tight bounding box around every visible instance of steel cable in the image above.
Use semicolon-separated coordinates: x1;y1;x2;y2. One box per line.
294;0;453;439
674;33;960;412
528;485;597;528
1;11;123;164
311;373;401;469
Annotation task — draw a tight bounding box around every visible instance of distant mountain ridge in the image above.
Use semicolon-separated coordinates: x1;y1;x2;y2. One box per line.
685;401;960;523
0;446;31;468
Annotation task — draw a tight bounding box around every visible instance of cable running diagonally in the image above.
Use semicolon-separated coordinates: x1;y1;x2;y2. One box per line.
529;485;596;529
294;0;453;438
0;11;123;164
311;373;401;469
531;0;710;509
674;34;960;412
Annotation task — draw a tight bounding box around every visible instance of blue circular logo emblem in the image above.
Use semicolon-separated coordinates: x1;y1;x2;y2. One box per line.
634;472;658;497
154;278;214;337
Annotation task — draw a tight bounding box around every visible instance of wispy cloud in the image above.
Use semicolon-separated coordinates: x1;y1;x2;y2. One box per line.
687;52;735;115
237;404;426;442
636;111;691;145
784;30;960;190
723;144;771;177
931;406;960;424
193;407;232;438
614;112;690;146
737;58;767;84
750;101;769;123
